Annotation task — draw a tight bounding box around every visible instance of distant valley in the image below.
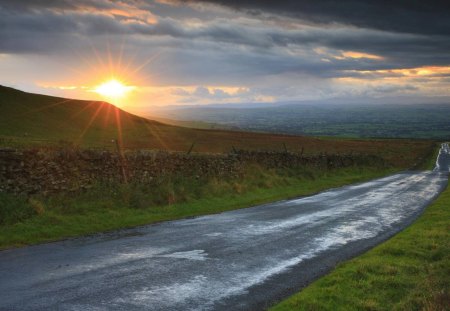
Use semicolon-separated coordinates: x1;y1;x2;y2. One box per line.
150;102;450;139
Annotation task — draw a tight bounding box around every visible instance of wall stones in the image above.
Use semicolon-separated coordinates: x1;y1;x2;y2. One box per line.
0;147;385;196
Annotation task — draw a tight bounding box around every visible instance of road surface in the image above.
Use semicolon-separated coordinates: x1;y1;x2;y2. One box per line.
0;144;449;311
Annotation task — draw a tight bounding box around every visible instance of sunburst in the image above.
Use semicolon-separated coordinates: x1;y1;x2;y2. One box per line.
94;78;135;99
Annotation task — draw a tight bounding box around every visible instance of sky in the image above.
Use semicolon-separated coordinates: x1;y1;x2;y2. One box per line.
1;0;450;114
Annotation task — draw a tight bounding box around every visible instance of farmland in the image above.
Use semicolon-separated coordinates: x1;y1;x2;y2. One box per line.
149;102;450;140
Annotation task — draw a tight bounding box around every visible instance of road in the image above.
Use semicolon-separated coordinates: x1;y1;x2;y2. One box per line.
0;144;449;311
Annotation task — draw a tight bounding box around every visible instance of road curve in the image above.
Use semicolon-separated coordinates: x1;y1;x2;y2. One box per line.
0;144;449;311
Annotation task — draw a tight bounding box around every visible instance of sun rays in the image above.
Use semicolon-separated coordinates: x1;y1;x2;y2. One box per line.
22;41;166;150
94;79;135;99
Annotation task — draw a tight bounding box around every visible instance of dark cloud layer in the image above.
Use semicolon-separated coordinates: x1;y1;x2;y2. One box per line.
1;5;449;60
1;0;449;103
183;0;450;35
0;0;112;11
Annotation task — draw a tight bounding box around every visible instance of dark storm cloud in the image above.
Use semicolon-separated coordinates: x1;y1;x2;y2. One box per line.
2;0;449;66
2;4;449;68
1;0;449;100
181;0;450;36
0;0;115;12
0;10;127;53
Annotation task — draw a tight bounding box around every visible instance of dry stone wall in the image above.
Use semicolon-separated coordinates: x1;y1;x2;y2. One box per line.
0;147;385;196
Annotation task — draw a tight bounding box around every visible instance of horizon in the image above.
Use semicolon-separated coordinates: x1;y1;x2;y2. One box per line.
3;84;450;112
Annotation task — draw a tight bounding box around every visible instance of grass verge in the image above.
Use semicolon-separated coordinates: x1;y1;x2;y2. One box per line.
416;142;442;170
0;166;396;249
271;179;449;311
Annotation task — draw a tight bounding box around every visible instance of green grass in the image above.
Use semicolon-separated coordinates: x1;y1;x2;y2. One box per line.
0;166;396;249
271;180;449;311
420;142;442;170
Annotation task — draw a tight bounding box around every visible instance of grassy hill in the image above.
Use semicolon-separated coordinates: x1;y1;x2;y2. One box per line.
0;85;434;167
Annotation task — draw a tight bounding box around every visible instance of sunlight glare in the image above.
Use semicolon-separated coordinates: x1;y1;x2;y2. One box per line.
94;79;134;99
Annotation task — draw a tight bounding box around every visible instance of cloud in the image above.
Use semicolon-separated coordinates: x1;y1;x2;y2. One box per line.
0;0;114;12
0;0;449;106
2;3;449;71
179;0;450;36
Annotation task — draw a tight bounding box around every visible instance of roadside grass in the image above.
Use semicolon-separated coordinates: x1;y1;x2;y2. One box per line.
270;179;449;311
420;142;442;170
0;166;397;249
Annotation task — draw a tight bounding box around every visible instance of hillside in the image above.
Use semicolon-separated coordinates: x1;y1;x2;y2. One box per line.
0;85;434;167
0;85;169;150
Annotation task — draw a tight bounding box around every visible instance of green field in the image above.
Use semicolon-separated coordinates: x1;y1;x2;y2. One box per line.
150;102;450;140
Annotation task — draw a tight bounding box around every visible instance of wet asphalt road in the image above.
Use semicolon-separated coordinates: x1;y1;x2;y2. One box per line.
0;144;449;311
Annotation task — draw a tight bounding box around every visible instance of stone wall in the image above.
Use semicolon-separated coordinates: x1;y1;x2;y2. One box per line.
0;147;385;195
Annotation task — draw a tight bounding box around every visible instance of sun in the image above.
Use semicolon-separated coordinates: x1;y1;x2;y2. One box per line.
94;79;134;99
